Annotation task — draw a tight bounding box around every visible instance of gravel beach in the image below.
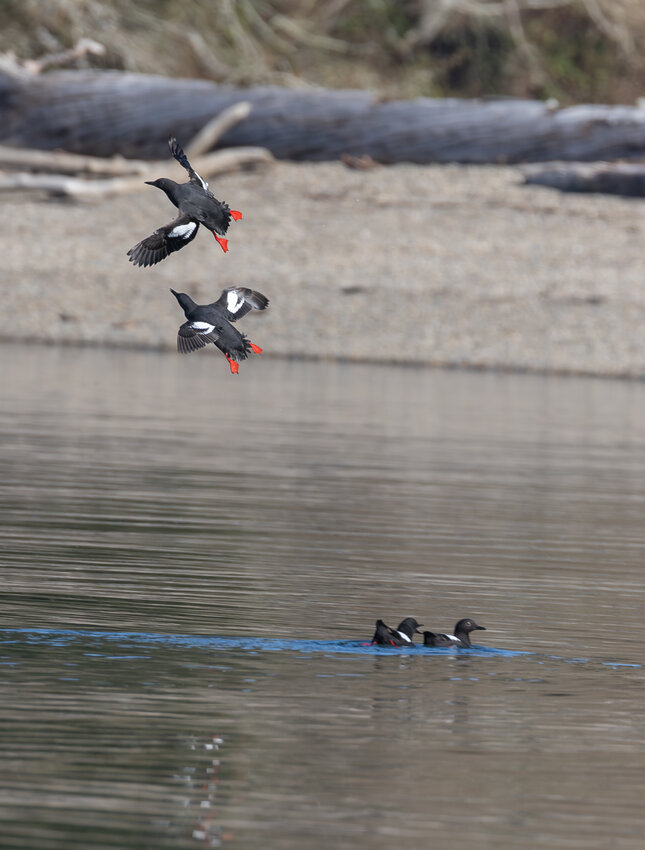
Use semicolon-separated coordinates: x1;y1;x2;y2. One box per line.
4;161;645;377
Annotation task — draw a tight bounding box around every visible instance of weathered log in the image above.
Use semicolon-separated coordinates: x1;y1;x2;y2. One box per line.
522;162;645;196
0;102;253;177
0;145;149;176
0;146;273;199
3;69;645;163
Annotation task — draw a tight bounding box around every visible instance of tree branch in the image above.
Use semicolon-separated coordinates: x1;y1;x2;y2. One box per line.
184;102;253;158
0;146;273;199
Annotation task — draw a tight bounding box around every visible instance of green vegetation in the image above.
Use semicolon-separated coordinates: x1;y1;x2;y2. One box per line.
523;6;618;102
0;0;643;104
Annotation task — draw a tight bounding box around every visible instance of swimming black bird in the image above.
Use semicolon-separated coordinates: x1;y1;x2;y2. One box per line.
371;617;423;647
170;286;268;374
127;137;242;267
423;618;486;648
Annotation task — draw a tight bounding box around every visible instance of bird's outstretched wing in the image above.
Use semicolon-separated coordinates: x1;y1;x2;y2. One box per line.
212;287;270;322
127;214;199;267
169;137;208;191
177;321;221;354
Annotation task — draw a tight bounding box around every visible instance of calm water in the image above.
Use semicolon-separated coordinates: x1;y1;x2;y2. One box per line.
1;344;645;850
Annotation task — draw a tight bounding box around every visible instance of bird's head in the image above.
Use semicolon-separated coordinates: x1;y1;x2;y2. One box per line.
170;288;196;313
145;177;178;197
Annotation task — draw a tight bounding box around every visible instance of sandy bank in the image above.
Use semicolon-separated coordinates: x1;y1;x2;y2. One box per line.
3;161;645;377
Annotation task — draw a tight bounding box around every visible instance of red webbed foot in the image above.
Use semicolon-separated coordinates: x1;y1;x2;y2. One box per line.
230;210;243;221
213;233;229;253
249;342;263;354
225;356;239;375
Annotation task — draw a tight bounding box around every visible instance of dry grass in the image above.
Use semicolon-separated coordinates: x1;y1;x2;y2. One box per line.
2;0;645;102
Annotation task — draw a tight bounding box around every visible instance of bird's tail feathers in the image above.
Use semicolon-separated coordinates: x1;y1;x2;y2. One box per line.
168;137;193;172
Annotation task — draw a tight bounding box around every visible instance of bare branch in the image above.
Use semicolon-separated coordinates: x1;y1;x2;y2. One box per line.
581;0;633;54
270;14;357;53
190;145;274;177
184;102;253;159
184;31;232;81
503;0;546;84
0;146;273;200
23;38;106;74
404;0;634;54
0;173;141;199
0;146;149;176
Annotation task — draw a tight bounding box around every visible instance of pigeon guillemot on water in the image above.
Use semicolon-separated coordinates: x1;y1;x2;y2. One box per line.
422;618;486;648
171;286;268;374
370;617;423;647
127;137;242;267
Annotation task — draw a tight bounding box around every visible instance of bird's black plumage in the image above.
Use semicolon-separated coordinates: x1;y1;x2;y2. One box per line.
128;138;242;267
171;286;268;373
423;618;486;648
371;617;423;646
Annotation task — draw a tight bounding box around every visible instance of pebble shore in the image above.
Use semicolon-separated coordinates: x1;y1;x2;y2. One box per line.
4;161;645;377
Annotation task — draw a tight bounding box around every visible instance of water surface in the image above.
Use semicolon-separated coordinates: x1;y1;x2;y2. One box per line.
1;345;645;849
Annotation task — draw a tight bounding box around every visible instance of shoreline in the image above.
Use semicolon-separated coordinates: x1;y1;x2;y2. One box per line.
7;337;645;384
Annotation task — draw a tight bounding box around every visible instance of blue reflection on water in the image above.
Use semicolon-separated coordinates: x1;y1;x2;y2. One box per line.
0;627;522;657
2;629;641;672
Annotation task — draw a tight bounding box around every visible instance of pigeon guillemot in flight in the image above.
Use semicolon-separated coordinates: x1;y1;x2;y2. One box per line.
127;137;242;267
171;286;268;374
370;617;423;647
423;618;486;648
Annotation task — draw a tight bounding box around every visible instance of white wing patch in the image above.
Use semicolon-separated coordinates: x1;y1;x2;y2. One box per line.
226;289;245;314
445;634;458;642
190;321;215;334
395;630;412;643
169;222;197;240
194;170;208;191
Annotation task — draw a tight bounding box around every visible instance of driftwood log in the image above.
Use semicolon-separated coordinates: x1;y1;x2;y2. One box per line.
0;145;150;176
523;162;645;197
3;69;645;164
0;147;272;199
0;101;272;199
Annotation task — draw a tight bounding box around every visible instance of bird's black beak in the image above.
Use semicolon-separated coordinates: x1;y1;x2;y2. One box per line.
144;180;156;186
415;624;424;633
475;624;487;630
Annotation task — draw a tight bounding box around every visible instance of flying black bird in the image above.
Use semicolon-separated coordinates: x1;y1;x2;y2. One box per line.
127;137;242;267
170;286;268;374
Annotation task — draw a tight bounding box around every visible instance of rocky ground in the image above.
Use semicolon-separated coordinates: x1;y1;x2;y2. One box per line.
4;160;645;376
